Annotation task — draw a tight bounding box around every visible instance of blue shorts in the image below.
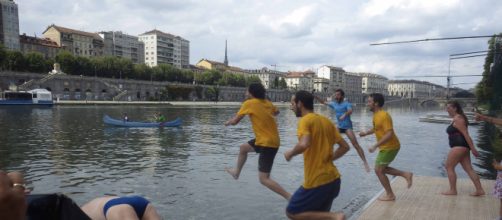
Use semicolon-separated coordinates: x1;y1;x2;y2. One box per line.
103;196;150;219
286;178;341;214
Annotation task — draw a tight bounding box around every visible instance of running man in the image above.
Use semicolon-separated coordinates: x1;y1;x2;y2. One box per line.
315;89;370;172
359;93;413;201
224;83;291;200
285;90;349;220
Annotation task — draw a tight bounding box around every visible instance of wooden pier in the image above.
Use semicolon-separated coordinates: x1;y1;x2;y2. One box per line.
353;176;498;220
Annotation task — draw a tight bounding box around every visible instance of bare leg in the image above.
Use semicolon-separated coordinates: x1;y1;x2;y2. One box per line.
259;172;291;200
375;165;395;201
441;147;467;195
106;205;140;220
286;211;345;220
499;199;502;219
345;129;370;172
385;167;413;188
459;152;485;196
226;143;255;180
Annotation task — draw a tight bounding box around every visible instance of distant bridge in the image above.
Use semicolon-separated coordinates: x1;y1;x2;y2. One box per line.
419;97;477;108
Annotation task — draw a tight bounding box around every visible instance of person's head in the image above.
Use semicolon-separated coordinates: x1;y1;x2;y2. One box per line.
446;101;469;125
291;90;314;117
247;83;266;99
367;93;385;112
334;89;345;103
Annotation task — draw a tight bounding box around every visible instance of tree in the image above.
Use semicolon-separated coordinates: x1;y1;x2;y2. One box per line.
279;78;288;89
55;51;76;74
25;52;48;73
5;51;26;71
245;75;261;86
0;44;6;69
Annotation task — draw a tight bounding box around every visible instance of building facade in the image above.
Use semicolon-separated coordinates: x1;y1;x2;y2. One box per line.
355;72;388;95
138;29;189;68
42;24;104;57
195;59;249;75
19;34;61;58
317;65;345;92
388;80;445;98
246;67;286;89
344;72;363;103
0;0;20;50
99;31;144;64
285;71;314;91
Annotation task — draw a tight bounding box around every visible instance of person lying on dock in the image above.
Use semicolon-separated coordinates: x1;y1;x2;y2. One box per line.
359;93;413;201
224;83;291;201
81;195;161;220
284;91;349;220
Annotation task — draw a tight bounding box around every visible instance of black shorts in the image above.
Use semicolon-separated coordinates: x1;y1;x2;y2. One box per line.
248;139;278;173
338;128;347;133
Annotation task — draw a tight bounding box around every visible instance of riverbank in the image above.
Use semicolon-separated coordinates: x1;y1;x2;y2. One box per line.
55;100;290;106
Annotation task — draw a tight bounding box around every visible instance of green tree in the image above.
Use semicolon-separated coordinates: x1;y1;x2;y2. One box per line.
55;51;76;74
245;75;262;86
476;34;501;106
0;44;6;69
279;78;288;89
5;51;26;71
25;52;47;73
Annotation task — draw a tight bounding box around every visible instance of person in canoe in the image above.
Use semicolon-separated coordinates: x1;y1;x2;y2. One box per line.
153;112;166;123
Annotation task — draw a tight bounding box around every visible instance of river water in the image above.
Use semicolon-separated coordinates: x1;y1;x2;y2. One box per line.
0;104;495;219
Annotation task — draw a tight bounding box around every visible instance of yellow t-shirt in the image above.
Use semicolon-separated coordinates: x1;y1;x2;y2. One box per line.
237;98;280;148
373;110;400;150
297;113;342;189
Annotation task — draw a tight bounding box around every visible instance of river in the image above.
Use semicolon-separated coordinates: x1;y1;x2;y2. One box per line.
0;104;495;219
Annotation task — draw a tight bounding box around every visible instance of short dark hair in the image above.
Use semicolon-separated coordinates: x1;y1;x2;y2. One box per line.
369;93;385;107
294;90;314;110
248;83;266;99
335;89;345;97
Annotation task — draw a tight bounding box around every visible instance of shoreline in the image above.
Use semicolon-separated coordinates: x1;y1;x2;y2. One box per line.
54;100;365;107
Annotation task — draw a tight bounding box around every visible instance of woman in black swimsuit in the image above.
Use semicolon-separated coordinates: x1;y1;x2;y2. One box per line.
442;101;485;196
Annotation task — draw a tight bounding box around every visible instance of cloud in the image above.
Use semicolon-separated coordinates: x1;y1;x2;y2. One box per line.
16;0;502;89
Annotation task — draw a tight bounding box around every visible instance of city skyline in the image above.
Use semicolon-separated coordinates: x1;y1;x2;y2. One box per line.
16;0;502;89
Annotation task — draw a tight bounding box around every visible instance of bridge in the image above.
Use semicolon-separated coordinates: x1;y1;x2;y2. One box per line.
419;97;477;108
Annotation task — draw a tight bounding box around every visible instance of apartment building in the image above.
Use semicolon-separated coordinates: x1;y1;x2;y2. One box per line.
388;80;445;98
42;24;104;57
344;72;363;103
317;65;345;92
285;71;315;91
139;29;189;68
0;0;20;50
246;67;286;89
99;31;144;63
19;34;61;58
355;72;388;95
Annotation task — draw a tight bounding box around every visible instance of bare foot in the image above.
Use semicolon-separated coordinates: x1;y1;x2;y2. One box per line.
364;162;371;173
441;190;457;196
470;190;485;196
225;168;239;180
377;194;396;201
332;212;345;220
404;172;413;188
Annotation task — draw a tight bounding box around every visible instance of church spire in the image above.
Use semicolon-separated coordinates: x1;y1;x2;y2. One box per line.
224;39;228;66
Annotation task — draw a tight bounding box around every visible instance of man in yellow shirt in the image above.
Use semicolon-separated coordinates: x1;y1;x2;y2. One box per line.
224;83;290;200
359;93;413;201
284;90;349;220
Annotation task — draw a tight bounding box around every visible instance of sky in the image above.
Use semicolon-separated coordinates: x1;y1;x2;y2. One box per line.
17;0;502;89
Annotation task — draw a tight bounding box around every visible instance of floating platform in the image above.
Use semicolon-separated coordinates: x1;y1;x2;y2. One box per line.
352;176;497;220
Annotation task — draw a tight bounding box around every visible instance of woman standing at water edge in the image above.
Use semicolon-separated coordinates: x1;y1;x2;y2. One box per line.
442;101;485;196
224;83;291;200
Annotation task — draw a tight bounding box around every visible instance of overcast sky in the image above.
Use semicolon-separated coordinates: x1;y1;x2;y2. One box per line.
18;0;502;89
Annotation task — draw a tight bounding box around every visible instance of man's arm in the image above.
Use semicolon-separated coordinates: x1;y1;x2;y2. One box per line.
284;135;311;161
224;114;245;126
369;130;393;152
313;95;328;105
331;139;350;161
359;128;374;137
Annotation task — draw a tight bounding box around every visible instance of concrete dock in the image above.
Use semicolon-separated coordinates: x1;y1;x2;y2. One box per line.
353;176;497;220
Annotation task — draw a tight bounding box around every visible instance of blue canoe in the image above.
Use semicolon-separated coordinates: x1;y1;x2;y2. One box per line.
103;115;182;127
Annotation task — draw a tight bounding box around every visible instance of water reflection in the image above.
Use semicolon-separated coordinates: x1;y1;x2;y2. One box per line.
475;121;502;179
